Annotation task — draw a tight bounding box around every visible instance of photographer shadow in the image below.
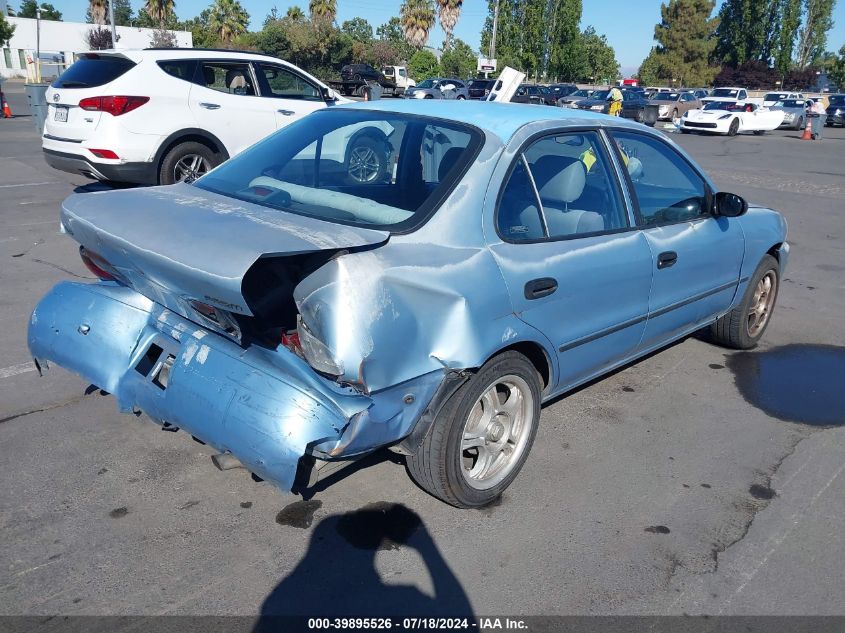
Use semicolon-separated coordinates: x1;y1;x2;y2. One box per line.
254;503;475;629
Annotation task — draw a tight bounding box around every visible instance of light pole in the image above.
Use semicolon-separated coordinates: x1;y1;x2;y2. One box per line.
108;0;117;48
35;4;41;83
489;0;499;62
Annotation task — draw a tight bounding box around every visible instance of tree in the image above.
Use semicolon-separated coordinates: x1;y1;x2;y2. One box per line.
400;0;435;48
637;48;663;85
714;0;780;66
150;28;178;47
436;0;462;50
827;44;845;88
341;17;373;42
365;39;401;66
112;0;133;26
180;9;215;47
580;26;619;83
796;0;836;68
376;16;415;62
286;6;306;21
18;1;63;20
208;0;249;43
144;0;176;28
86;25;113;49
774;0;802;73
548;0;583;81
654;0;719;87
88;0;107;25
408;48;440;79
309;0;336;25
440;38;475;77
0;13;15;46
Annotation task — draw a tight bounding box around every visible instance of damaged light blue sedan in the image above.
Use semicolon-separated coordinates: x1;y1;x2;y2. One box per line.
28;100;788;508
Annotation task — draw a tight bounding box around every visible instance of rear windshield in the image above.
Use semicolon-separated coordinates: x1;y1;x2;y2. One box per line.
765;93;789;101
711;88;740;97
654;92;680;100
780;99;804;107
52;54;135;88
193;109;482;233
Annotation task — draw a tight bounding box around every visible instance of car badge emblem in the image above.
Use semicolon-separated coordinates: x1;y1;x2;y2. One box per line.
53;93;60;102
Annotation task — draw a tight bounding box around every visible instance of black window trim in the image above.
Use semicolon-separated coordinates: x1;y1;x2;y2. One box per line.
494;126;635;245
606;128;714;229
156;58;199;84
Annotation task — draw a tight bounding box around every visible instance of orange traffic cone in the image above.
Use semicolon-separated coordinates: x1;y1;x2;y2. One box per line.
1;90;11;119
801;116;813;140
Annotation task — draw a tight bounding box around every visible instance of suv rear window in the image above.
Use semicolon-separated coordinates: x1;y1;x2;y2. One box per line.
52;54;135;88
158;60;198;82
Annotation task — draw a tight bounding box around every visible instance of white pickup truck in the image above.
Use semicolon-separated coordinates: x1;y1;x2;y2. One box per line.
382;66;416;91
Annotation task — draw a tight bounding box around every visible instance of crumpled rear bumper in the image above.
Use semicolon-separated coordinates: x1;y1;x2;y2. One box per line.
27;282;442;492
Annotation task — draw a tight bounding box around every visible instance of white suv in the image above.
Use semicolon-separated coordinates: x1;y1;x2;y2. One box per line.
43;49;344;185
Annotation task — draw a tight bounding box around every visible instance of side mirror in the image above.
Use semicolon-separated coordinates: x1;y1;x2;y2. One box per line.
714;191;748;217
321;86;338;103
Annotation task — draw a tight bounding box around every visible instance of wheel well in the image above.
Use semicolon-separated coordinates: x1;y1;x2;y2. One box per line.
156;133;229;180
494;342;552;390
767;243;783;262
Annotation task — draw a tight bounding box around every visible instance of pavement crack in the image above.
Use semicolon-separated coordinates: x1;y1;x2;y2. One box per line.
29;258;94;280
707;430;811;573
0;394;88;424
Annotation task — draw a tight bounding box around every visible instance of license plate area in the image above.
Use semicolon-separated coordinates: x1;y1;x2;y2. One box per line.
135;342;176;390
54;105;68;122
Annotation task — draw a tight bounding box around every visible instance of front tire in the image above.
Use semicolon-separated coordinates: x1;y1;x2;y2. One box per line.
345;136;387;183
159;141;219;185
405;351;541;508
795;116;804;130
710;254;779;350
728;118;740;136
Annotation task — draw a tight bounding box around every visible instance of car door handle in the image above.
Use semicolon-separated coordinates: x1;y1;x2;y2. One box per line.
199;102;221;110
524;277;558;300
657;251;678;269
277;109;296;116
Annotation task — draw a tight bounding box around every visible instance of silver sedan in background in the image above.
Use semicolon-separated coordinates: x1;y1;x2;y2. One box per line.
404;78;470;100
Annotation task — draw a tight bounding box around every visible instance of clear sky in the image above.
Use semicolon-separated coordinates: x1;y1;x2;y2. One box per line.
41;0;845;75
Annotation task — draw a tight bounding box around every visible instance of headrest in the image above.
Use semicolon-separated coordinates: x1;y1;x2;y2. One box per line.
532;155;586;204
202;66;215;85
438;147;463;182
226;70;247;90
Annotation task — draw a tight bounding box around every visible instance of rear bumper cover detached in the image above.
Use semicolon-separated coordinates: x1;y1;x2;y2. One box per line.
28;282;444;492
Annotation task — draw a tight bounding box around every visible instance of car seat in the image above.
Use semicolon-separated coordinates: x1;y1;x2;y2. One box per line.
225;69;252;95
531;156;605;235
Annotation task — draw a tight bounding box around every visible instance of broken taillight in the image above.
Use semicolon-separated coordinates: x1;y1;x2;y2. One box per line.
79;246;117;281
281;330;302;354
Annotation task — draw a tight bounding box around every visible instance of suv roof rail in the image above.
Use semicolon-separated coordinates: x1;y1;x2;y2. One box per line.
143;47;274;56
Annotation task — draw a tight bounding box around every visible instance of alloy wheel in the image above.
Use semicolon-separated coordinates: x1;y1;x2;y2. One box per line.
347;145;381;183
747;270;777;337
460;375;535;490
173;154;210;183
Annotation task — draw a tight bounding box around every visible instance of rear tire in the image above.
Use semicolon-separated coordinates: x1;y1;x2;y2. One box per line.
344;135;387;184
710;254;779;350
159;141;219;185
405;351;541;508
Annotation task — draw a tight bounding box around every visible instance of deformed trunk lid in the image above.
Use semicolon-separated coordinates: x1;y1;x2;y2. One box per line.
60;183;389;317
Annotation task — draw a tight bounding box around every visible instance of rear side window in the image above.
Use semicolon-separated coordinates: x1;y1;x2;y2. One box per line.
158;60;197;82
52;54;135;88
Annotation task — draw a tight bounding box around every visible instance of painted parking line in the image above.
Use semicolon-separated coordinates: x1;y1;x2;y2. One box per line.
0;362;36;379
0;182;57;189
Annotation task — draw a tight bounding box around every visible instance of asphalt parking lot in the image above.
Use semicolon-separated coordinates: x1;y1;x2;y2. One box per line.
1;81;844;619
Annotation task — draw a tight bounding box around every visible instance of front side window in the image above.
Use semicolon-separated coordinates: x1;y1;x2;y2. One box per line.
193;109;481;232
198;62;256;96
256;63;320;100
611;131;709;226
497;131;628;241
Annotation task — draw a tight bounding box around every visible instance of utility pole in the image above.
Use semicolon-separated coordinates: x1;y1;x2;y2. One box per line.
108;0;117;48
489;0;499;61
35;5;41;82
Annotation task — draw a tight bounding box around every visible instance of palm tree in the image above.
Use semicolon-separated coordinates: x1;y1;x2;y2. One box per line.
144;0;175;27
286;5;306;21
88;0;107;25
400;0;435;48
308;0;336;24
208;0;249;43
436;0;461;50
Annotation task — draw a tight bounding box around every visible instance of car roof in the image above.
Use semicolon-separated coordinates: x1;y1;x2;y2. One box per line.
95;48;298;65
341;99;644;143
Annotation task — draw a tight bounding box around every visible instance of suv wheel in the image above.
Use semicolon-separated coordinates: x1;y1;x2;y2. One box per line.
159;142;218;185
345;136;387;183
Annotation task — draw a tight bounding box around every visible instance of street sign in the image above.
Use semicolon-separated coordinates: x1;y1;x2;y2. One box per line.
477;57;497;73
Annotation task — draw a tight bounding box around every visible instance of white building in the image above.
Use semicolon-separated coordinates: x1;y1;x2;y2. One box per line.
1;17;192;80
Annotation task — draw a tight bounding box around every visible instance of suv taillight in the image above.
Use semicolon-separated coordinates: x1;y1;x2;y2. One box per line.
78;95;149;116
